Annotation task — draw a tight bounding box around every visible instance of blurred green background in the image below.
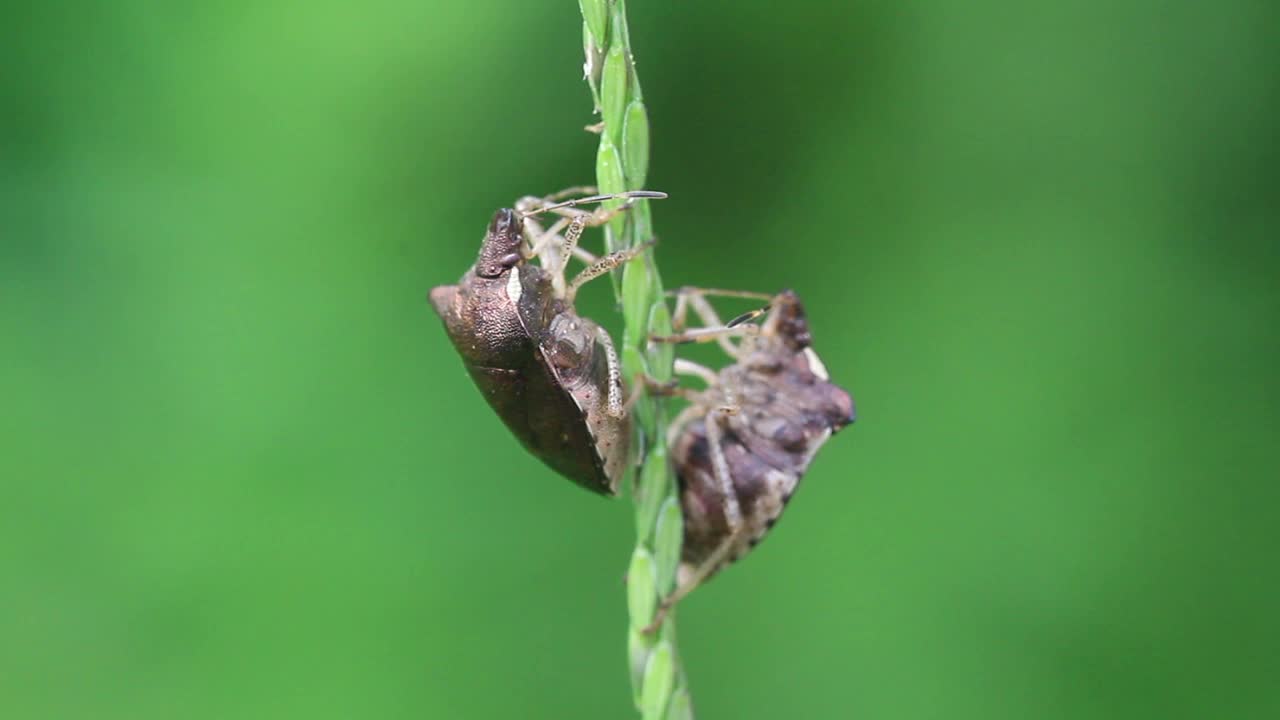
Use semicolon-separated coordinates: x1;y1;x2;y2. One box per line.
4;1;1278;718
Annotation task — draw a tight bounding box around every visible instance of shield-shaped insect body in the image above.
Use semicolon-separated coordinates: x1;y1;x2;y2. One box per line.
430;190;664;495
649;288;854;619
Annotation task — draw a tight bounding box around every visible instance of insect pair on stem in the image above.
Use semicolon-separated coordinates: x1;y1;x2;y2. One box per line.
429;188;855;624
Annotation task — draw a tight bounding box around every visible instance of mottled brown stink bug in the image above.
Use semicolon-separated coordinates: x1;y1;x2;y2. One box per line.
429;189;665;495
646;287;855;626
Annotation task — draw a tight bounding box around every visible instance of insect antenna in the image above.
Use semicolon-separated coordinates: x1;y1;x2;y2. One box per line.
518;190;667;218
664;287;775;302
726;303;776;328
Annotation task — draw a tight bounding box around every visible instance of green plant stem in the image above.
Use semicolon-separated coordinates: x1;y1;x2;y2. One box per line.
579;1;692;718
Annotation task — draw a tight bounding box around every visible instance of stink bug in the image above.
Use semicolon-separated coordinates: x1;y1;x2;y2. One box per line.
646;288;855;626
429;189;665;495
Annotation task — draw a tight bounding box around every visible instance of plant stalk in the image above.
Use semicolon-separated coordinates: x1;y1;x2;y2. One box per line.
578;1;693;717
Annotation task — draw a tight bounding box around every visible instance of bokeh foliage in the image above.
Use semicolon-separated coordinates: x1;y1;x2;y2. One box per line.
3;1;1278;718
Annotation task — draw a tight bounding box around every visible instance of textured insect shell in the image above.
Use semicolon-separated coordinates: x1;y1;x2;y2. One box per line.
430;253;627;495
672;313;854;581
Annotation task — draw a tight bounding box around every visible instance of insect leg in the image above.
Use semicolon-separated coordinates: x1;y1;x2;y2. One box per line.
513;186;599;217
543;185;599;202
552;213;591;284
644;405;744;633
669;289;692;332
664;401;709;449
526;215;573;258
547;201;650;290
571;246;599;265
627;367;723;446
637;373;694;399
653;288;777;358
596;325;626;419
649;323;759;347
673;358;736;412
565;241;654;302
672;357;718;386
524;213;611;295
666;287;761;358
622;373;698;417
664;287;775;303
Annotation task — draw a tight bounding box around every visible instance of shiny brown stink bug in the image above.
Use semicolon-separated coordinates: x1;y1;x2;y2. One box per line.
645;287;855;627
429;188;665;495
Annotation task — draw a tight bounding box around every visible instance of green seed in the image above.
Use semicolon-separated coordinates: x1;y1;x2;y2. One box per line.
627;548;657;631
601;44;629;147
622;255;652;347
623;100;651;188
654;497;684;594
595;137;627;257
646;303;675;383
582;21;604;113
623;345;654;431
628;626;655;709
634;444;669;542
640;641;676;720
578;0;608;46
667;689;694;720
